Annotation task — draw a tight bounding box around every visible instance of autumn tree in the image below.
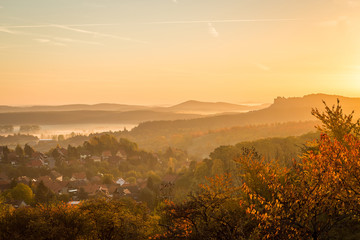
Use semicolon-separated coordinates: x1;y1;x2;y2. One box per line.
158;174;257;240
80;198;155;240
311;99;360;141
239;101;360;239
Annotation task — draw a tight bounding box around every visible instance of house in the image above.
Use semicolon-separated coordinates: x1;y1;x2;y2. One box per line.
80;154;90;160
0;172;9;181
90;175;102;183
68;201;81;205
32;152;46;161
91;156;101;162
79;150;91;160
71;172;87;181
52;147;68;161
116;150;127;161
37;176;69;195
113;184;140;200
10;200;28;208
101;151;112;160
82;184;112;197
96;186;109;196
50;170;63;181
8;152;17;162
116;178;126;186
17;176;31;185
27;159;44;168
45;156;56;169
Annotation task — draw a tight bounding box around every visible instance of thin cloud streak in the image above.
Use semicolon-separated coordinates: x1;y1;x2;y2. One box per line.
1;24;147;44
34;38;67;46
33;36;102;46
146;18;302;24
2;18;301;29
54;25;147;44
0;27;18;34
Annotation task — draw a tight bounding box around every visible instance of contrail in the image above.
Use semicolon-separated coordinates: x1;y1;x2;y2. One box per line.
145;18;301;24
0;24;147;44
1;18;301;29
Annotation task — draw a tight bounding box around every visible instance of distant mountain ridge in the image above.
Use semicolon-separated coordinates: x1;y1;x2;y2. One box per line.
0;103;150;113
167;100;269;113
132;93;360;134
0;94;357;126
0;100;269;114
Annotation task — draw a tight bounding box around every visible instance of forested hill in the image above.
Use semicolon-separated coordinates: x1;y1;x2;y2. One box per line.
166;100;270;114
131;94;360;134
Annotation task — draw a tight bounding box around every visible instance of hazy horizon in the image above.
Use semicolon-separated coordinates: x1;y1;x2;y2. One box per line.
1;0;360;105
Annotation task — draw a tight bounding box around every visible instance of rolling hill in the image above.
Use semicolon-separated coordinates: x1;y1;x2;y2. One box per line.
132;93;360;134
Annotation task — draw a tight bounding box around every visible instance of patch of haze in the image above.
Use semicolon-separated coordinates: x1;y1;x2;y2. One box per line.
6;124;137;139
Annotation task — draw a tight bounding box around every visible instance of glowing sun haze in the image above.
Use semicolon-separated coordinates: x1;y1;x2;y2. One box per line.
0;0;360;105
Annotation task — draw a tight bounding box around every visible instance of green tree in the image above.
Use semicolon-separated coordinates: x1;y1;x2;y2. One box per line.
11;183;34;204
211;158;225;176
119;138;138;154
102;173;114;185
194;162;209;181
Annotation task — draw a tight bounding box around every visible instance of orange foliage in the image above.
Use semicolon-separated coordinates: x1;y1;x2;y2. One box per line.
240;133;360;239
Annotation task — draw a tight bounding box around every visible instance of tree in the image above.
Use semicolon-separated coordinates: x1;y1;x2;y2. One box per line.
10;183;34;204
35;181;55;205
211;159;225;176
0;203;90;240
239;133;360;240
15;144;24;158
158;174;256;240
102;174;114;185
311;99;360;141
79;198;154;240
239;103;360;239
119;138;138;154
194;162;209;182
24;144;35;158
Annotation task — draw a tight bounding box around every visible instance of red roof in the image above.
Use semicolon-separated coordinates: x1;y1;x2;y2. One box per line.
37;176;68;193
162;174;178;183
102;151;112;158
27;159;44;167
72;172;87;180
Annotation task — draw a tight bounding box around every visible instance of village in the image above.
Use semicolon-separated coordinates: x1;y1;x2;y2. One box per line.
0;135;190;209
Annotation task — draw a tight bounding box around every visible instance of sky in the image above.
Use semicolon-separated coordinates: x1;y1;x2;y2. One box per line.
0;0;360;106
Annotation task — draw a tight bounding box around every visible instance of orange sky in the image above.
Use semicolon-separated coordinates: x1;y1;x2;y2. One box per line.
0;0;360;105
